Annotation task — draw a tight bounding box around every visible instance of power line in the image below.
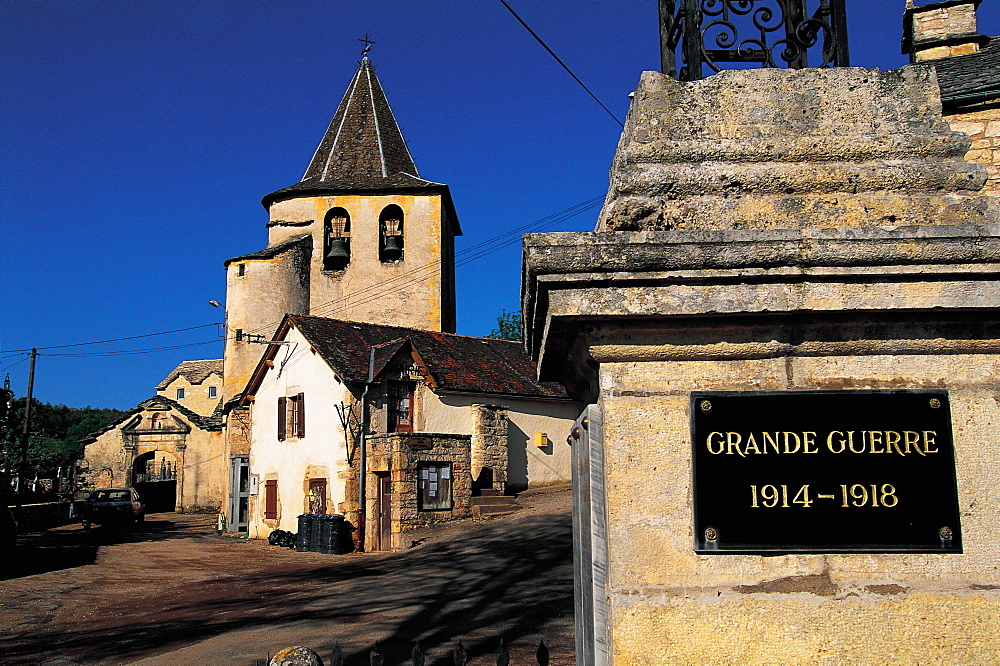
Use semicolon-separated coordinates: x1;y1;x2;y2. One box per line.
0;355;31;374
498;0;625;129
41;340;220;358
5;197;602;358
309;197;603;321
243;195;605;337
2;323;221;355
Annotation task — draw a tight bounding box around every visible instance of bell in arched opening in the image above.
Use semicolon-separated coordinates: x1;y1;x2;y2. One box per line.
324;211;351;271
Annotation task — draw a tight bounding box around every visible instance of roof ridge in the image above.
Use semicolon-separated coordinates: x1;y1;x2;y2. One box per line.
290;313;520;343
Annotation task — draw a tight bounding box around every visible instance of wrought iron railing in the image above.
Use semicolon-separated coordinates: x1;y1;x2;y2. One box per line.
134;461;177;484
659;0;850;81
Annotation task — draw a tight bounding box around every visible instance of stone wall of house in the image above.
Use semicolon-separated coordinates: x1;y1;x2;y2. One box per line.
470;404;508;493
366;433;471;551
80;403;225;513
157;372;222;417
909;1;981;61
947;107;1000;194
419;390;577;491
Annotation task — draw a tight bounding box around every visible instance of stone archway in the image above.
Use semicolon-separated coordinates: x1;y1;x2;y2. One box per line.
132;451;178;513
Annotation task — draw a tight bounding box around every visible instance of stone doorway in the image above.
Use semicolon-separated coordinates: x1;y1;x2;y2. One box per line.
132;451;178;513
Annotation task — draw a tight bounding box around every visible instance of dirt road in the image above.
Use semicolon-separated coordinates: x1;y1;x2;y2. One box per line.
0;489;574;665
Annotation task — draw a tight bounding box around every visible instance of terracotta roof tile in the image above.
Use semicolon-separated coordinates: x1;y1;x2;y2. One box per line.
289;315;568;399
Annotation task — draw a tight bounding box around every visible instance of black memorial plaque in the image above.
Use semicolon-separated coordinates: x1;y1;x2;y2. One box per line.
691;390;962;554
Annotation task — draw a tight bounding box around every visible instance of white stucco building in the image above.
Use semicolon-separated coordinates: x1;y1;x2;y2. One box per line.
235;314;577;549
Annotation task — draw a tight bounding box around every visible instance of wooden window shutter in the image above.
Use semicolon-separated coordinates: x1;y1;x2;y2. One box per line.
277;397;287;441
264;479;278;519
296;392;305;438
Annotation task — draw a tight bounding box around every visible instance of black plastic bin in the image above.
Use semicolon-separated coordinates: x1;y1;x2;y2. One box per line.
296;513;315;552
315;514;346;554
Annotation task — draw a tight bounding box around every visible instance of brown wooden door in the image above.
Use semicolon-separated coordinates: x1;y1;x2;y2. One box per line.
377;474;392;550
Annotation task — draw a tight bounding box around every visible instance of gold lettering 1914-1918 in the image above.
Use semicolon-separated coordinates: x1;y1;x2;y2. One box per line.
749;483;899;508
705;430;939;457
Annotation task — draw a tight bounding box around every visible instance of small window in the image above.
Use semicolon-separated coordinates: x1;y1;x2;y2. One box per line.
418;463;452;511
151;413;163;430
209;386;217;399
176;388;185;400
236;263;246;277
235;329;244;343
387;381;414;433
264;479;278;519
379;204;404;262
278;393;305;441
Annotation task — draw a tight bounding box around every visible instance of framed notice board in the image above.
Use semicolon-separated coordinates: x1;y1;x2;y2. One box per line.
691;390;962;554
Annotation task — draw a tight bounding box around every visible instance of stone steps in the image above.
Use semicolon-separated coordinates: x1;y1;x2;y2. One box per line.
471;495;518;507
471;495;520;522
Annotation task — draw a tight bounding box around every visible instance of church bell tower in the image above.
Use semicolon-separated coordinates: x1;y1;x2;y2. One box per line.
223;55;461;401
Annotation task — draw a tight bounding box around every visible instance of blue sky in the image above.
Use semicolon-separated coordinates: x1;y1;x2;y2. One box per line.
3;1;998;410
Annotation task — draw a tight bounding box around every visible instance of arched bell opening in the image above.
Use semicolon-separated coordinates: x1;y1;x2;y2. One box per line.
379;204;404;262
131;450;178;513
323;208;351;271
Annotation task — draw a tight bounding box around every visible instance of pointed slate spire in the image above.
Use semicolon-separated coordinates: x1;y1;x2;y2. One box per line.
302;57;418;184
264;57;443;206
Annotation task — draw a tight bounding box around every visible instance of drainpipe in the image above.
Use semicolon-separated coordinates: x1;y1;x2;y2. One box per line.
356;345;376;552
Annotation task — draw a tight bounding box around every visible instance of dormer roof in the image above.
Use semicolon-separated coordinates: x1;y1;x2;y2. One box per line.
156;359;223;390
262;58;451;208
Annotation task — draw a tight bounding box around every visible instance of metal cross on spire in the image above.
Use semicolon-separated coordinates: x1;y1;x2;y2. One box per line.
358;33;375;57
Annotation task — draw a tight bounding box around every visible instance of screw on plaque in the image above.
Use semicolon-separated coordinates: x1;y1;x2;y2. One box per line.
705;527;718;541
929;398;941;409
939;526;953;539
700;400;712;413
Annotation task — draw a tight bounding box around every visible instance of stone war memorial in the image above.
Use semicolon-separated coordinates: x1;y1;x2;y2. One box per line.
523;1;1000;662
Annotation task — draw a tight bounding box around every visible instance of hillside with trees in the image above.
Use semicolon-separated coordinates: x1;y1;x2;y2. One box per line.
0;393;126;498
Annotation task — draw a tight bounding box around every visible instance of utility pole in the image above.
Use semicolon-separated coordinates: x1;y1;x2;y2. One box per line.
17;349;37;505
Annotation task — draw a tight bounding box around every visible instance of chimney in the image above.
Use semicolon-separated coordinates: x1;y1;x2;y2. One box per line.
903;0;990;62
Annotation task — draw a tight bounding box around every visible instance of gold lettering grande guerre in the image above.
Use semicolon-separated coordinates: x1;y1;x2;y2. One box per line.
691;390;961;554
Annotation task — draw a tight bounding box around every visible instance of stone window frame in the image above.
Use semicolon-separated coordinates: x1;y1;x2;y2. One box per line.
418;462;452;511
208;386;217;399
176;387;185;400
308;477;327;515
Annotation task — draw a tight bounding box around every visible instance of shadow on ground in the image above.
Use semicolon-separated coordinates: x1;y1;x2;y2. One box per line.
4;508;573;665
3;515;190;580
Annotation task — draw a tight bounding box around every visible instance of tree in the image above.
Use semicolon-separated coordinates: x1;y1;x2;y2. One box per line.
487;309;523;342
0;397;126;496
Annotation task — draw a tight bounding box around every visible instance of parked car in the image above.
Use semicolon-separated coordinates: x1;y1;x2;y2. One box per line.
81;488;144;529
1;505;16;550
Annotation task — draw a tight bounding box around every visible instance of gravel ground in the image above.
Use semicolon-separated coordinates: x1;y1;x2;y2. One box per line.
0;487;574;665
